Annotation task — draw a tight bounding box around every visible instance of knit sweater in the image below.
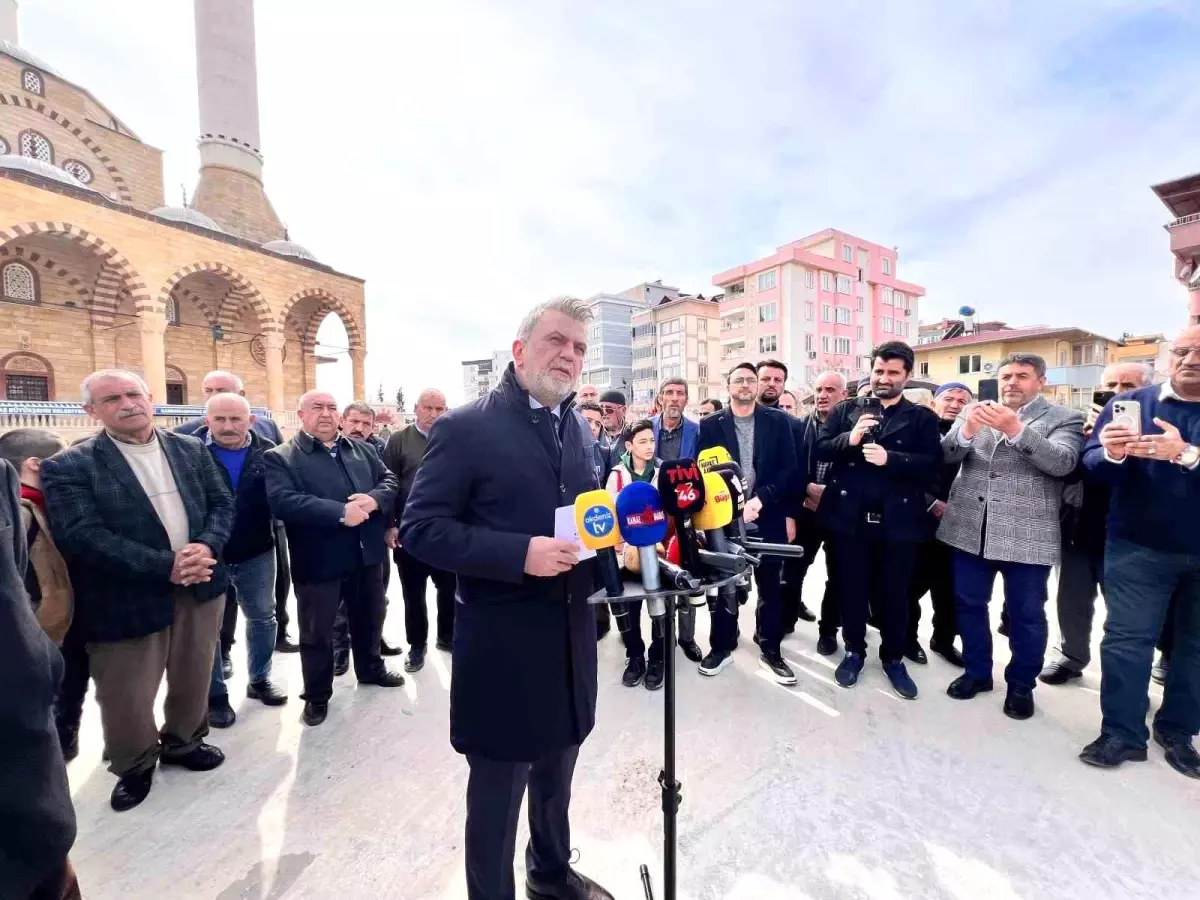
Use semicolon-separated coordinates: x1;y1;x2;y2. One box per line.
1082;382;1200;554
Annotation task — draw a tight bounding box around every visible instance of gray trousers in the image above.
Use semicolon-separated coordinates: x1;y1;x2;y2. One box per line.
1054;542;1105;672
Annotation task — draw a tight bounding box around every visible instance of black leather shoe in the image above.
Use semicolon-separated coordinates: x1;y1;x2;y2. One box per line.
208;694;236;728
302;701;328;727
247;680;288;706
761;653;798;686
1039;663;1082;686
57;724;79;763
404;645;427;673
816;634;838;656
796;602;817;623
904;641;928;665
1004;687;1035;720
221;652;234;680
678;639;703;663
333;650;350;677
622;657;646;687
946;674;993;700
359;669;406;688
111;766;154;812
644;659;665;690
274;634;300;653
526;866;615;900
161;742;225;772
1079;734;1148;769
379;638;403;657
435;638;453;652
1155;730;1200;779
929;639;965;668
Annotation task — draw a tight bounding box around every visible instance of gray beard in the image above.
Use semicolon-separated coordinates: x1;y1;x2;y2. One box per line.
523;370;573;408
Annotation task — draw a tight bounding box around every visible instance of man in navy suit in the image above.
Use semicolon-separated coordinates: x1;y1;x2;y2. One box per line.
697;362;798;685
402;297;612;900
42;370;235;813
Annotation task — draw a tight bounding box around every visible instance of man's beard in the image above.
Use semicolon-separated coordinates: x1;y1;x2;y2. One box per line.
872;381;902;400
526;369;574;408
759;388;780;404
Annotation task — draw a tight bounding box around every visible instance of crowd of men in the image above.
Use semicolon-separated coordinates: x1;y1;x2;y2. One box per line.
2;307;1197;900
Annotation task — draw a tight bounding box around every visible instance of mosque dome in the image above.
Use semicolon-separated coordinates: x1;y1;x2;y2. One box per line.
0;153;89;189
0;39;60;77
262;239;318;262
151;206;224;232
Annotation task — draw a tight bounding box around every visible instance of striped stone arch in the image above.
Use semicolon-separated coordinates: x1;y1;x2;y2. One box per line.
0;222;147;322
0;244;91;305
0;95;134;202
279;288;365;349
156;262;272;335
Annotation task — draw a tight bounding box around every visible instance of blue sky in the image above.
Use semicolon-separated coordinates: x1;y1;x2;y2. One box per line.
19;0;1200;403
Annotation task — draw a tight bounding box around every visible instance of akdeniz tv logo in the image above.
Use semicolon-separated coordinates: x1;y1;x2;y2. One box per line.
581;505;616;538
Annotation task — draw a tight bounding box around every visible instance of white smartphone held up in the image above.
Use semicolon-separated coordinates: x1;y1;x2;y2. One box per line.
1111;400;1142;436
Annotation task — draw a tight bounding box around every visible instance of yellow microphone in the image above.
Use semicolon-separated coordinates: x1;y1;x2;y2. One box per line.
698;446;733;473
574;489;623;596
692;472;733;531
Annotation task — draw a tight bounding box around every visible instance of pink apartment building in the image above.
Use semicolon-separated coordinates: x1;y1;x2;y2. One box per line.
1151;172;1200;324
711;229;926;387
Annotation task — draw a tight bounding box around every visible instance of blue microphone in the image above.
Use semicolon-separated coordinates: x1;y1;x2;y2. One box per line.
615;481;669;616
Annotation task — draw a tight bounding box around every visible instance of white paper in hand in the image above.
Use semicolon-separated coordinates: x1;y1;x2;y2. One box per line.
554;504;597;561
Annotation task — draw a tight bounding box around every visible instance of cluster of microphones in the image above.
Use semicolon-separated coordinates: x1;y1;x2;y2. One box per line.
573;448;804;629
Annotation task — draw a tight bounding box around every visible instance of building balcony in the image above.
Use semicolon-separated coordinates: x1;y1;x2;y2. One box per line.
1167;212;1200;255
719;305;745;318
1044;364;1106;388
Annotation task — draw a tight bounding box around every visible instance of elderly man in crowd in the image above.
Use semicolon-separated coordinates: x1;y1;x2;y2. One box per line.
383;388;457;674
598;390;627;453
265;390;403;728
940;354;1084;721
577;384;600;406
199;393;288;729
1078;324;1200;778
42;370;234;812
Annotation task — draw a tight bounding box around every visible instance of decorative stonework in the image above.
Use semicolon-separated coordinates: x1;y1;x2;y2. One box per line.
249;333;285;367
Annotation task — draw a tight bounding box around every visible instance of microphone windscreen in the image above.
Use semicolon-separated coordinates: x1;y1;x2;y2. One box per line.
615;481;669;548
698;446;733;472
658;458;706;517
719;469;746;517
693;471;734;530
666;534;681;565
574;490;621;550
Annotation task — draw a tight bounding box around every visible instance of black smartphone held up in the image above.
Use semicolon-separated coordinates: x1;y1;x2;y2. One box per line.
1092;389;1116;409
857;395;883;443
977;378;999;403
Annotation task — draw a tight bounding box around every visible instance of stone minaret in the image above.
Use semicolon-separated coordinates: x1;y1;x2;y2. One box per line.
0;1;19;45
190;0;285;243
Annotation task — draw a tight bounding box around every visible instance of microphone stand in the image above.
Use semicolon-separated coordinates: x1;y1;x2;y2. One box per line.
588;573;743;900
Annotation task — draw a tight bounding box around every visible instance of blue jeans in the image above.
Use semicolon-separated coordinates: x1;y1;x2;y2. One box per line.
210;550;278;697
1100;538;1200;748
954;551;1050;691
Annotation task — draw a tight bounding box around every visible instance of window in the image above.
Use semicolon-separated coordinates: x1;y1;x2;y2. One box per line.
698;363;708;380
698;319;707;333
662;318;681;335
958;354;982;374
588;348;601;362
857;296;865;312
835;275;851;294
661;364;681;378
805;270;814;289
758;335;777;353
836;337;851;355
21;68;43;96
632;323;657;339
805;333;814;352
894;292;905;309
661;341;680;358
698;385;708;400
805;365;816;382
165;295;180;326
882;257;892;275
805;302;814;321
835;307;852;324
856;326;864;341
633;346;656;360
822;336;832;353
822;304;832;322
590;325;601;340
2;262;37;304
842;244;853;262
757;270;777;291
5;373;49;401
918;361;930;377
821;272;832;291
882;287;893;306
62;159;93;185
858;248;869;267
727;282;745;295
882;317;893;333
19;129;53;163
758;302;777;323
698;341;707;357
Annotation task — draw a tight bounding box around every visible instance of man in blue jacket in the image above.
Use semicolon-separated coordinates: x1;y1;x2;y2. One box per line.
651;377;700;461
401;297;612;900
1079;324;1200;779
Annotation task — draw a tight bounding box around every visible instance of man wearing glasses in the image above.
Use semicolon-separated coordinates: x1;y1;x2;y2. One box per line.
597;391;627;453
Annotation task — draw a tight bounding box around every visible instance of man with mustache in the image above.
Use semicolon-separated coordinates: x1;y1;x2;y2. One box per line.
402;297;612;900
42;370;235;812
265;390;404;728
199;393;287;728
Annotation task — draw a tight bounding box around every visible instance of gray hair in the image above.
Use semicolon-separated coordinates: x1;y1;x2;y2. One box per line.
657;377;689;398
81;369;150;405
998;353;1047;378
342;401;376;419
202;370;244;392
205;393;251;415
814;370;848;390
1104;361;1154;387
516;296;594;342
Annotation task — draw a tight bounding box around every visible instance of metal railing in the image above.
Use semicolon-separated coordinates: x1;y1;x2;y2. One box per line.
1168;212;1200;228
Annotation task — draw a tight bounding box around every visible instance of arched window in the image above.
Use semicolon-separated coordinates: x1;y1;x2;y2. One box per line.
2;261;37;304
21;69;44;96
165;295;180;325
19;129;53;164
62;159;93;184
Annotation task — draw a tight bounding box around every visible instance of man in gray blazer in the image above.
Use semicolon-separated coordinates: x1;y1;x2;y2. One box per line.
938;353;1084;720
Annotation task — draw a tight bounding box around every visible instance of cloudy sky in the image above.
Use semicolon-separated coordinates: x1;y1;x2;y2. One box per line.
20;0;1200;404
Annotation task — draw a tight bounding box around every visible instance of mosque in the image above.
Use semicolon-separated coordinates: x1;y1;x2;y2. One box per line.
0;0;367;426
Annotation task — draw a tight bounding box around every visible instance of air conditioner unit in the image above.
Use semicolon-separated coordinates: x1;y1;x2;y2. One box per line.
807;351;818;360
983;362;995;374
904;309;912;316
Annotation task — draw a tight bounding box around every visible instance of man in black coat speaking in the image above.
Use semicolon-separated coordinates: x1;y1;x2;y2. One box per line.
401;297;612;900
